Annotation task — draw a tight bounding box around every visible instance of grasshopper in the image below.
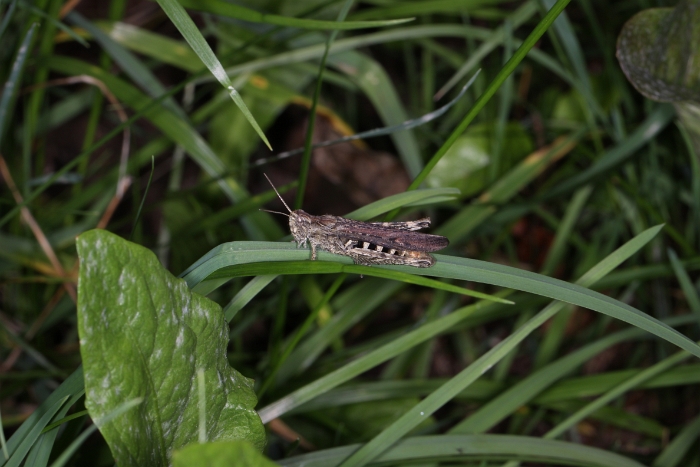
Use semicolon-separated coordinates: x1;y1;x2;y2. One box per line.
263;174;449;267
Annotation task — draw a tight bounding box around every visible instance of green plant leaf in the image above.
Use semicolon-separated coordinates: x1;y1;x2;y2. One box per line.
616;0;700;103
76;230;265;467
172;440;278;467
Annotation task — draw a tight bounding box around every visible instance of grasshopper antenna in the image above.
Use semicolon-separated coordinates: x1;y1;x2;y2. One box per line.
259;208;289;217
263;173;293;213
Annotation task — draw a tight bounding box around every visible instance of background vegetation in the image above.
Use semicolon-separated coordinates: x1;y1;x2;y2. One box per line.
1;0;700;465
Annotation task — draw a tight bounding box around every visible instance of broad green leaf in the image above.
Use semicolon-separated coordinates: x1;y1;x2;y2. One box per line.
173;440;277;467
616;0;700;103
76;230;265;467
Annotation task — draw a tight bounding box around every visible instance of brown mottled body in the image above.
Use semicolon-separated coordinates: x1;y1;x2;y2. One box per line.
264;175;449;268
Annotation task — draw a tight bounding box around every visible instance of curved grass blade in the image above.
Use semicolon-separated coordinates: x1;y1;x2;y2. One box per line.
180;228;700;357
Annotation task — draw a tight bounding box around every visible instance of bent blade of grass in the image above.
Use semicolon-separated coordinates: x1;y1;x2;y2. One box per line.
181;227;700;360
154;0;271;149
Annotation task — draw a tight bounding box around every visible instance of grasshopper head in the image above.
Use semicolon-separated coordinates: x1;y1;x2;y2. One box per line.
289;210;313;245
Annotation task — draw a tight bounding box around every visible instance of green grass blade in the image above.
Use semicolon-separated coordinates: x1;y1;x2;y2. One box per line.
278;435;645;467
177;0;413;30
545;348;693;440
668;248;700;326
0;22;37;147
406;0;573;191
2;397;69;467
154;0;271;149
48;399;142;467
544;104;676;199
331;224;688;466
258;297;504;422
223;275;277;322
652;413;700;467
295;0;353;209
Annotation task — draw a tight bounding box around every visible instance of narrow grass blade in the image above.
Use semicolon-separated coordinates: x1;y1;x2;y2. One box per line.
223;275;277;322
177;0;413;30
258;297;503;422
279;434;645;467
406;0;573;191
48;399;142;467
154;0;271;149
2;397;69;467
0;23;37;147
